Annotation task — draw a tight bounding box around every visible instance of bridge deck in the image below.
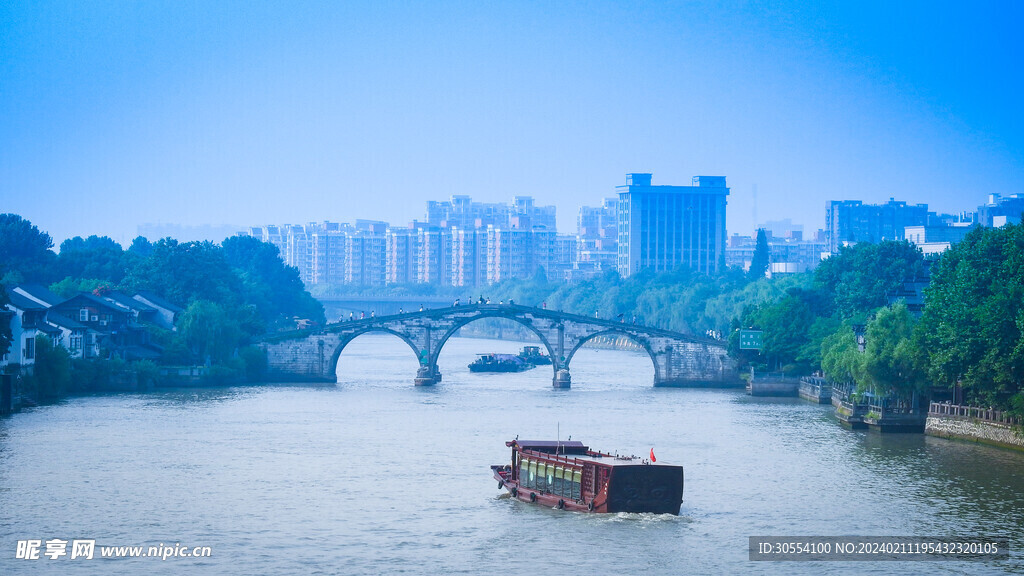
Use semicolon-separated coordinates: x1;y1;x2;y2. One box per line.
263;303;719;346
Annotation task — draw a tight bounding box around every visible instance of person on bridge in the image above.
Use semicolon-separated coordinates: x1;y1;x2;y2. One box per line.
399;307;404;314
348;312;354;321
419;305;424;312
508;299;514;305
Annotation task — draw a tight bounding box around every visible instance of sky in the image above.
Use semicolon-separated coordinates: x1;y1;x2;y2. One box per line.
2;0;1022;247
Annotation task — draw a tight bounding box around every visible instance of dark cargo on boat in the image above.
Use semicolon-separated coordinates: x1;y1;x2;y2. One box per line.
491;439;684;514
468;353;530;373
517;345;551;365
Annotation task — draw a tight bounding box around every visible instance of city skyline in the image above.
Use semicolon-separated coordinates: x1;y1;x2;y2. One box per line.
3;1;1022;247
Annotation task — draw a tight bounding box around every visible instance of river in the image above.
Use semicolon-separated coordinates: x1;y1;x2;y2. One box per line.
1;334;1022;575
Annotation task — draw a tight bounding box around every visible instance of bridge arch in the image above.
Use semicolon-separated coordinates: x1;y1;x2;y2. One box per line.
564;329;661;383
430;312;560;378
328;327;423;378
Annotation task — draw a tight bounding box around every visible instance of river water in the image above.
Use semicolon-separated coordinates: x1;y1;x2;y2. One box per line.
2;334;1023;575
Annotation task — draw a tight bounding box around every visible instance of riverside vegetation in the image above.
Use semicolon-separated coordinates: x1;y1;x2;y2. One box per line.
0;214;324;401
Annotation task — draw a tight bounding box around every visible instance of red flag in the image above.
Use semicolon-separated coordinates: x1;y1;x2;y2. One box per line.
650;448;656;463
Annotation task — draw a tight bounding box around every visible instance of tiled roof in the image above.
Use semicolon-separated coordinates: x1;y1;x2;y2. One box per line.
103;291;156;312
134;291;184;313
46;313;88;330
14;284;63;307
5;290;47;311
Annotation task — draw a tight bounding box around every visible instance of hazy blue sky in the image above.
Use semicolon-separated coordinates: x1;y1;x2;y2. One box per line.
2;1;1021;246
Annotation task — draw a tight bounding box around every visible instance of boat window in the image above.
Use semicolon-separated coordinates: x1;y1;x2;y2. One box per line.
545;464;554;491
554;467;564;497
528;460;538;489
572;469;582;500
519;459;529;486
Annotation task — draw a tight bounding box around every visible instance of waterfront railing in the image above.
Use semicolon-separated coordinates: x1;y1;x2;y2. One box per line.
928;402;1021;426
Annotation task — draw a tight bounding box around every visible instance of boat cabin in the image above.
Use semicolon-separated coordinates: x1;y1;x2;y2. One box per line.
493;439;683;514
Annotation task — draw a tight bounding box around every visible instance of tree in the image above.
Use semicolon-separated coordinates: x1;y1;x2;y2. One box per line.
0;214;58;283
862;301;925;400
743;287;824;372
221;235;325;326
49;277;111;298
748;228;770;280
916;224;1024;407
123;239;244;308
24;334;72;400
56;235;127;283
820;325;865;385
176;300;245;364
814;240;923;319
128;236;153;258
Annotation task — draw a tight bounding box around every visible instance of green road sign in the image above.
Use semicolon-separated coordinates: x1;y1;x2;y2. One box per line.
739;330;763;350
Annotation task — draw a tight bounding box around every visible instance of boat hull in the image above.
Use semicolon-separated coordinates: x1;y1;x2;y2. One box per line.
492;464;683;515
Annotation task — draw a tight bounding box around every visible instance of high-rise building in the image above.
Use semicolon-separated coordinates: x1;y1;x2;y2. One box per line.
450;227;487;287
386;228;418;285
417;227;452;285
310;223;349;285
573;198;618;280
485;226;555;284
616;173;729;277
284;225;313;284
552;234;577;282
344;222;388;287
825;199;932;253
426;195;556;231
247;193;568;288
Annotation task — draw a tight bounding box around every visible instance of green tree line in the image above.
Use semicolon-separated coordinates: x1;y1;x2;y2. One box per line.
0;214;324;397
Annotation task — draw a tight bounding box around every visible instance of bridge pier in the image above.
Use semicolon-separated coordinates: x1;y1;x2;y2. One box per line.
414;365;441;386
552;369;571;389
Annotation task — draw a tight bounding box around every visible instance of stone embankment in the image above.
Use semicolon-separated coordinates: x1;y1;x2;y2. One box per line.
925;403;1024;451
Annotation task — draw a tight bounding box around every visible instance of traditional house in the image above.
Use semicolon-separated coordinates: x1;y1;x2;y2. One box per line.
45;313;98;359
49;293;161;360
132;291;183;330
1;290;47;373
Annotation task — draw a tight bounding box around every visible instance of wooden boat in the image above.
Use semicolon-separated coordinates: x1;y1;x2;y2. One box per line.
491;439;683;514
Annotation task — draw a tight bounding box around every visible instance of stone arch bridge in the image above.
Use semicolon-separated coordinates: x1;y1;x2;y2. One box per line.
258;304;738;388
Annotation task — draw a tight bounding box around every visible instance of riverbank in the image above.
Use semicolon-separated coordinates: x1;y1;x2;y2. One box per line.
0;362;255;415
925;403;1024;452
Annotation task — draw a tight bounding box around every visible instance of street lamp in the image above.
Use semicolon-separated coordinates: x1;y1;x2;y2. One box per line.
852;324;866;352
